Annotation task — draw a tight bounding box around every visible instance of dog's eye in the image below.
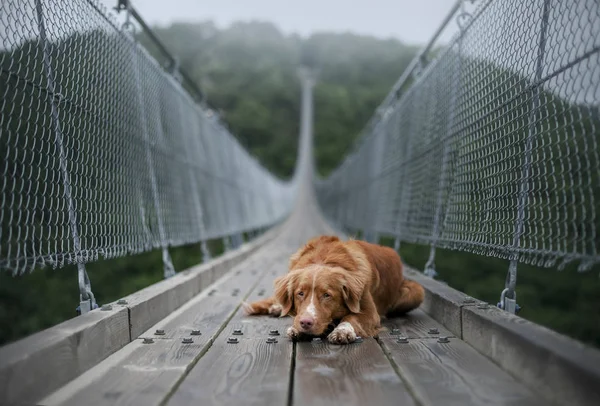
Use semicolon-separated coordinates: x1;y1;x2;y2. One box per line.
323;293;331;299
297;291;304;297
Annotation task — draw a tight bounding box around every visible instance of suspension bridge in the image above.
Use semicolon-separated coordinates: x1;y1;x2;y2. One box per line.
1;0;600;405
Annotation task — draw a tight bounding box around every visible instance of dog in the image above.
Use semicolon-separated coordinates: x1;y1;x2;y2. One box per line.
244;235;424;344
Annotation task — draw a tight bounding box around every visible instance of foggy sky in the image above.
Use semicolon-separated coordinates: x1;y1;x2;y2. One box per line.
100;0;458;45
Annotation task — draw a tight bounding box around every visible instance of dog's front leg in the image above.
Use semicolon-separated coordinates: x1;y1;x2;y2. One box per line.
328;295;380;345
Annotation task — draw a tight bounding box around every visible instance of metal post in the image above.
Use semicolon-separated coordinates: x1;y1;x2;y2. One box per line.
173;68;210;265
424;7;466;278
35;0;97;313
124;6;175;279
500;0;549;314
223;236;232;252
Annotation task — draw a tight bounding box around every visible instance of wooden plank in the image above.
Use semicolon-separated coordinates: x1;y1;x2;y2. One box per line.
0;306;129;405
380;308;455;339
121;223;283;340
403;268;474;338
293;338;417;406
42;249;283;406
462;305;600;406
167;251;295;406
380;336;542;406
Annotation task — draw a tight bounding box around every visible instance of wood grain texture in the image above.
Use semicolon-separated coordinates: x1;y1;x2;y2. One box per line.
403;268;474;338
0;306;129;405
42;252;279;406
167;252;294;406
121;223;283;339
380;336;543;406
294;338;417;406
462;305;600;406
380;308;454;339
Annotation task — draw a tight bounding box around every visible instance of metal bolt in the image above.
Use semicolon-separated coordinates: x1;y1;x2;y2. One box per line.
312;337;322;342
354;337;364;343
477;302;490;309
182;337;193;344
463;296;476;304
390;328;400;335
269;329;280;336
154;329;165;336
101;304;113;311
397;337;409;344
191;329;201;336
232;329;243;335
227;337;239;344
266;337;278;344
428;328;439;335
117;299;128;305
143;338;154;344
438;336;450;344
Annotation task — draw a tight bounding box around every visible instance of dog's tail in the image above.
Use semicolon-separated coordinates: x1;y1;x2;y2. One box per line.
388;279;425;316
242;297;282;317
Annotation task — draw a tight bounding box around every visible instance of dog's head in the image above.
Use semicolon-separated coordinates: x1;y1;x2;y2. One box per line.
273;236;369;336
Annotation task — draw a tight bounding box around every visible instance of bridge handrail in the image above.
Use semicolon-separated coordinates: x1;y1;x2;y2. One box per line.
0;0;297;310
315;0;600;312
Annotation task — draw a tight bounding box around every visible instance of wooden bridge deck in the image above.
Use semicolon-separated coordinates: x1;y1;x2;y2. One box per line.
3;77;599;406
39;192;544;406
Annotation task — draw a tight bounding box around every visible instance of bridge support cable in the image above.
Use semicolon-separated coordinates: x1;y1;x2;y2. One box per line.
34;0;97;313
500;0;550;314
0;0;297;312
123;7;176;280
423;1;469;279
315;0;600;315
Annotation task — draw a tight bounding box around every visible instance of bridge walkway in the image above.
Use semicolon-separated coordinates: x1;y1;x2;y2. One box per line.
40;179;543;406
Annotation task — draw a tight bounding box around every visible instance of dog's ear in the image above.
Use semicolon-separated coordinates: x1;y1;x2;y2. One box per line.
274;273;297;316
341;273;364;313
289;235;340;269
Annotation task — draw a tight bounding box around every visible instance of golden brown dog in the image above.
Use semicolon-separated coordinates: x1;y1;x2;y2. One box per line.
244;235;424;344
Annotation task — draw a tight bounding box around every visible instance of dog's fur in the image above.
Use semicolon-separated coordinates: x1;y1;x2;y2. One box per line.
244;235;424;344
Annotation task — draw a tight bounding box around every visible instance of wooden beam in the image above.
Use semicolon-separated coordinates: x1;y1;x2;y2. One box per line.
122;223;283;339
167;266;294;406
380;336;541;406
0;306;129;405
0;223;283;405
403;267;473;338
404;266;600;406
462;304;600;406
41;249;287;406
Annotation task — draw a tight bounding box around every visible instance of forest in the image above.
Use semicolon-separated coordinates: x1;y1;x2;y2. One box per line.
0;20;598;349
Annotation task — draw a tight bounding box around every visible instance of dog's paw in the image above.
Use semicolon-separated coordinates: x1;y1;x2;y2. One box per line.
268;303;282;317
327;322;357;345
241;301;255;315
286;326;300;341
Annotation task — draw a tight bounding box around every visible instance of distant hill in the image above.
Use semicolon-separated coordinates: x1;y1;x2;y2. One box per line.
138;21;419;177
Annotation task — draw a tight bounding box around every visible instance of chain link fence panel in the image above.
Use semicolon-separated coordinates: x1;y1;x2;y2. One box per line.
1;0;296;275
316;0;600;272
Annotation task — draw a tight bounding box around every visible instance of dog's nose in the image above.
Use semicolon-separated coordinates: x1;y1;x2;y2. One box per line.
299;317;314;330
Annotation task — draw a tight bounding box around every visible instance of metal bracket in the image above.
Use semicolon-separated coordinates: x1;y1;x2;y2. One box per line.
162;247;175;278
497;288;521;314
78;264;97;315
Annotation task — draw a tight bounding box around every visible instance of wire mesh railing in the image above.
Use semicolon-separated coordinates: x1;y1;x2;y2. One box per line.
0;0;297;311
315;0;600;313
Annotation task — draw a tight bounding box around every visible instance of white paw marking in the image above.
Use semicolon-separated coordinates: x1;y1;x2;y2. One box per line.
241;302;255;314
269;304;282;316
287;326;299;339
327;322;357;344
